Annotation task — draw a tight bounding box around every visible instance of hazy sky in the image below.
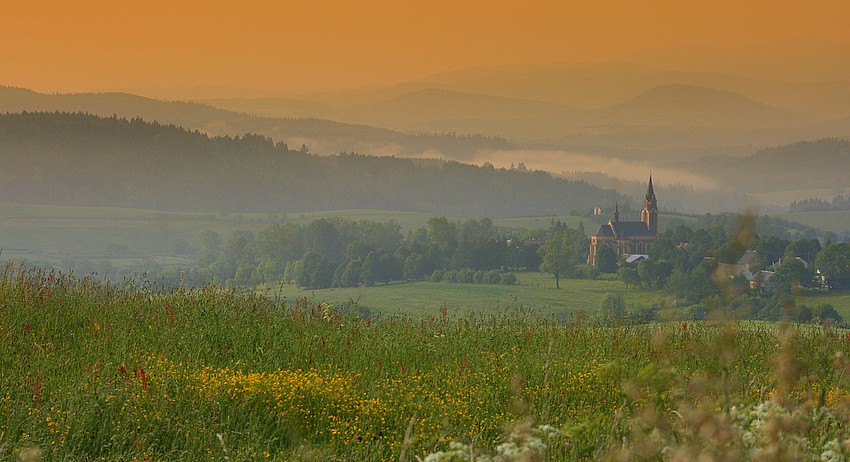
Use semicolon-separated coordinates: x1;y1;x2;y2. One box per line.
5;0;850;94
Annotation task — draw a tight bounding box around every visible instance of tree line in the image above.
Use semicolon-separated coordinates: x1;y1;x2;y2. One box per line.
789;195;850;213
160;216;543;289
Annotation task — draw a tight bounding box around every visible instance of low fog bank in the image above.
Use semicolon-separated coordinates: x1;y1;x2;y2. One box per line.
468;149;754;214
473;149;719;190
273;142;755;215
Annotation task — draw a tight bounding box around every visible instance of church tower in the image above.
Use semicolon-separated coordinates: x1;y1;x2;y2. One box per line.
641;175;658;233
588;174;659;266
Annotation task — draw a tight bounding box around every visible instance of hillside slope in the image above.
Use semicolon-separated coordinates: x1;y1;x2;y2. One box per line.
680;138;850;192
341;88;583;135
589;85;800;129
0;87;512;158
0;112;623;216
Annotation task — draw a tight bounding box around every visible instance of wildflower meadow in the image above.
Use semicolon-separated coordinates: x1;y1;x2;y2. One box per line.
3;261;850;460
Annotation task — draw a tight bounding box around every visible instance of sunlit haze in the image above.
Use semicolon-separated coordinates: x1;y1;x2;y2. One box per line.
5;0;850;94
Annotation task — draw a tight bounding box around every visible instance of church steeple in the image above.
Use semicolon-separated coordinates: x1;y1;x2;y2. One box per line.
641;174;658;233
613;202;619;222
646;175;655;201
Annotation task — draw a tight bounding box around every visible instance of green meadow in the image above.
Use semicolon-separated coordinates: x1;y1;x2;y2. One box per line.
0;202;598;267
4;262;850;460
748;189;837;207
782;210;850;235
274;270;850;321
270;272;672;317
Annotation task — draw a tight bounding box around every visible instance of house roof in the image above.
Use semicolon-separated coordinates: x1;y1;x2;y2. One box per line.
716;263;750;279
737;250;760;267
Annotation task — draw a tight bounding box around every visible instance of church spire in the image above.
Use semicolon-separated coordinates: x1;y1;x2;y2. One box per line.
641;174;658;233
613;202;619;222
645;174;655;201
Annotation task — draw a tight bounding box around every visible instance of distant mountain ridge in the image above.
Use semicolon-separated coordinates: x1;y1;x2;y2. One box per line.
588;84;800;129
198;68;850;161
340;88;583;135
0;86;512;159
680;138;850;193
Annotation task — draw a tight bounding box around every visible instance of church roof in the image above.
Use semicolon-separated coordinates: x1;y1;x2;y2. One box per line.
595;224;615;237
595;221;655;239
611;221;655;238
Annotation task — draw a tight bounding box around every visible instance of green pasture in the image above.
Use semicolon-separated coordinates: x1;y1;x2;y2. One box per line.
748;188;837;207
272;271;850;320
270;272;672;317
0;202;699;268
798;290;850;319
782;209;850;235
0;202;273;266
0;201;600;269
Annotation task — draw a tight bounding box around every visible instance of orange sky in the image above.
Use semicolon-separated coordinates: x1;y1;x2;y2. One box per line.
4;0;850;94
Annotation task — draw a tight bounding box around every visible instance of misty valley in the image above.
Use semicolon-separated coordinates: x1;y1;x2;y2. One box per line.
5;30;850;460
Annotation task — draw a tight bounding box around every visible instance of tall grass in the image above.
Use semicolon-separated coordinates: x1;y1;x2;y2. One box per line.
2;261;850;460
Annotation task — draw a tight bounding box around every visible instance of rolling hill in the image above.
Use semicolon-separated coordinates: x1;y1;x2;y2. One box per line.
0;86;512;158
679;138;850;193
0;111;624;216
340;88;583;135
588;84;801;129
196;71;850;161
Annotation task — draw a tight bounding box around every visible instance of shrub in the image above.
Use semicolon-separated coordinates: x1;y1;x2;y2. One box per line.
473;270;485;284
483;270;502;284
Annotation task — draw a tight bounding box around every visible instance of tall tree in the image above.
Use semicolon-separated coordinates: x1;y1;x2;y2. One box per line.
295;251;335;289
305;219;341;262
596;246;618;273
256;223;304;264
637;259;659;288
768;258;813;294
538;229;574;289
340;259;363;287
198;230;222;267
360;251;380;286
815;243;850;290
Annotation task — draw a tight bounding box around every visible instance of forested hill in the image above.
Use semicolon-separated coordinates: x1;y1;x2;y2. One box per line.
0;112;624;216
0;86;513;158
681;138;850;192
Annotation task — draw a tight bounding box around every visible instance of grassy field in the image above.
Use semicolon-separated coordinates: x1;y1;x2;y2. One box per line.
798;290;850;318
274;271;850;321
782;210;850;235
0;201;702;276
748;189;838;207
4;262;850;460
271;272;672;318
0;202;594;266
0;202;275;265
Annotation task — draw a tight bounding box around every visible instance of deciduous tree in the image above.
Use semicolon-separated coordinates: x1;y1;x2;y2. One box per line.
538;230;574;289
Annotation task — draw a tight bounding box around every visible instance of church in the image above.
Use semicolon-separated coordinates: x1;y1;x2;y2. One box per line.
587;175;658;266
